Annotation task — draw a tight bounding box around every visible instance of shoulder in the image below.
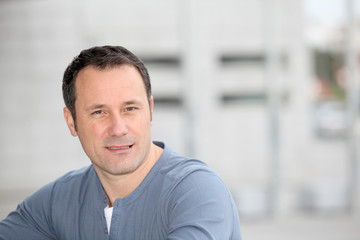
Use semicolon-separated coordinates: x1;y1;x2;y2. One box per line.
165;157;231;204
0;166;97;239
156;144;241;239
55;165;95;185
158;143;227;192
157;142;217;181
156;143;232;207
24;165;96;205
49;165;99;202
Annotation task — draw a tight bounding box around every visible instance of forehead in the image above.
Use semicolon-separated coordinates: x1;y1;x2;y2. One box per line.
74;65;147;103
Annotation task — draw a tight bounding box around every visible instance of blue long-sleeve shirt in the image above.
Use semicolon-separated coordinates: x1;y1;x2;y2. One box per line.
0;142;241;239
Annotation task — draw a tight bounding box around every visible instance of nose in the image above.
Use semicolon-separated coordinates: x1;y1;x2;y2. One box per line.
108;114;128;137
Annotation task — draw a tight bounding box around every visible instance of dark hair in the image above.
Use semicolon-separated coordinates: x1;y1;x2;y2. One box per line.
62;45;151;121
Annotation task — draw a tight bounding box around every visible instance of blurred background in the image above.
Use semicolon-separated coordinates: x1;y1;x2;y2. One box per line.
0;0;359;239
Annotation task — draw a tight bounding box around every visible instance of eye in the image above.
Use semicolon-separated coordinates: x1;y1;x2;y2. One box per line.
125;107;137;112
92;110;105;115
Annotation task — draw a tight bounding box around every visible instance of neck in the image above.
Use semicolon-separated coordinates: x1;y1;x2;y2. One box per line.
97;143;162;207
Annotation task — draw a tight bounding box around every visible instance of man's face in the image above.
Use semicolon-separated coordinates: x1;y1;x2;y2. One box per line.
64;65;153;177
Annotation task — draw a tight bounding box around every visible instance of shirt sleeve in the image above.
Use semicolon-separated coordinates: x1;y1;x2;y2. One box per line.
0;182;56;240
166;169;242;240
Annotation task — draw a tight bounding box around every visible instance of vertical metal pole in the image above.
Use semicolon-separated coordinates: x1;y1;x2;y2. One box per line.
178;0;218;159
345;0;359;214
264;0;281;216
179;0;196;157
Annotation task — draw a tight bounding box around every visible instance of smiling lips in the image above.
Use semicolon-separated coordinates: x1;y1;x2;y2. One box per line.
106;144;134;151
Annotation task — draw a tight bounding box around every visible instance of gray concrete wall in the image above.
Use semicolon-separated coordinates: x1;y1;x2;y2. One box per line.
0;1;358;238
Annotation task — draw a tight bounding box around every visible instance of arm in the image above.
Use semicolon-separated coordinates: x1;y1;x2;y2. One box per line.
166;170;241;240
0;183;56;240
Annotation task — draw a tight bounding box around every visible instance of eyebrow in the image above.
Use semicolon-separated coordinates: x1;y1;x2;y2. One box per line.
85;100;144;112
85;104;107;112
124;100;143;106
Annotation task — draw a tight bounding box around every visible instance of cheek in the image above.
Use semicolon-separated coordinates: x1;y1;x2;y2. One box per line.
129;118;151;136
78;121;106;143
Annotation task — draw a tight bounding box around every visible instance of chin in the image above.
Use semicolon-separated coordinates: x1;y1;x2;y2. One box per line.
107;161;142;176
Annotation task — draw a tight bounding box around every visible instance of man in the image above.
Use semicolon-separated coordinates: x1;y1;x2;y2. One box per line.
0;46;241;239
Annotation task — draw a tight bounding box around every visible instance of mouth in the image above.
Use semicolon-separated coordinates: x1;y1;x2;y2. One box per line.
105;144;134;152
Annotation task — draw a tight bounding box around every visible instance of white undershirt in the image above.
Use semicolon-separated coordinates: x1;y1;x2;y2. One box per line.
104;206;113;233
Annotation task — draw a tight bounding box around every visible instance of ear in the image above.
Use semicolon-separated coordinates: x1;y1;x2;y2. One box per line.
150;96;154;125
63;107;78;137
